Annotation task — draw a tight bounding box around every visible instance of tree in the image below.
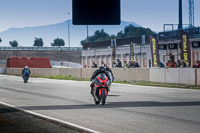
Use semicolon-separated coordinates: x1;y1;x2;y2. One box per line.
33;38;43;47
9;40;18;47
81;29;111;44
116;25;155;39
51;38;65;47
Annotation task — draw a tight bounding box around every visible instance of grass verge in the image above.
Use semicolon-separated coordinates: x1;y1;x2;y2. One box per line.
114;81;200;90
38;75;90;81
36;75;200;90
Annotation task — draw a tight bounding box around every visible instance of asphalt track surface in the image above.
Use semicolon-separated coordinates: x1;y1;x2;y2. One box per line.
0;75;200;133
0;104;80;133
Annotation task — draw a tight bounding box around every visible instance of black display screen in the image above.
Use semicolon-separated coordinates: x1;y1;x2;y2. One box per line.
72;0;121;25
168;44;178;49
158;44;167;50
192;42;200;48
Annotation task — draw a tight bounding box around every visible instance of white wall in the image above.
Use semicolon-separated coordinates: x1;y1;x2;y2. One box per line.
5;68;200;86
197;69;200;86
0;67;6;74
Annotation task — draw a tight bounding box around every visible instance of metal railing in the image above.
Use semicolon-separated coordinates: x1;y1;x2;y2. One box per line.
82;36;150;49
158;27;200;42
0;47;83;51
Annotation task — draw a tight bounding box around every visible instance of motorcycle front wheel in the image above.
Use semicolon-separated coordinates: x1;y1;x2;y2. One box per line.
101;90;106;105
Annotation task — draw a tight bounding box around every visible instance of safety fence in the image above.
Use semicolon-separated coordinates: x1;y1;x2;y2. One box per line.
0;47;82;51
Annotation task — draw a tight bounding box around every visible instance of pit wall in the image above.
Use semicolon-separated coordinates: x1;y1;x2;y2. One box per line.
149;68;198;85
6;68;200;86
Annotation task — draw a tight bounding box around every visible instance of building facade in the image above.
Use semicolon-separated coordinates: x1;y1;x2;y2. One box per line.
82;27;200;68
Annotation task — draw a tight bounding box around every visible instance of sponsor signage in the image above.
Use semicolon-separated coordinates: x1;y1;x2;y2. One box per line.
158;44;167;50
168;44;178;49
150;35;159;67
130;42;134;61
180;30;191;66
192;42;200;48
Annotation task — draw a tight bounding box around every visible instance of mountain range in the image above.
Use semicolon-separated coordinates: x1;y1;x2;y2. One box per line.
0;20;141;47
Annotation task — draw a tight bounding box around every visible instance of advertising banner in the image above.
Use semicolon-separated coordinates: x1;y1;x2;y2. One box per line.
150;35;159;67
180;30;191;66
130;42;134;61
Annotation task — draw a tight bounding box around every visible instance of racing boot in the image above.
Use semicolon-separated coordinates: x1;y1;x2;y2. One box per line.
90;83;94;96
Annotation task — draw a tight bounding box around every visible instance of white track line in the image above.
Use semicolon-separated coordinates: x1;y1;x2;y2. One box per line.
0;101;101;133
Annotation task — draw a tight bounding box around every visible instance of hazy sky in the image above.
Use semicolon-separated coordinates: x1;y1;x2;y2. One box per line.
0;0;199;32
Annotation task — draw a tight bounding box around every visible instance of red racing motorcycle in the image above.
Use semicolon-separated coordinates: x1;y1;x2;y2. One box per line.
92;73;110;105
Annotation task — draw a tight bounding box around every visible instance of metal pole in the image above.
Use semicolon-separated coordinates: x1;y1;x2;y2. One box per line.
68;12;70;49
178;0;183;30
140;44;142;66
87;25;89;41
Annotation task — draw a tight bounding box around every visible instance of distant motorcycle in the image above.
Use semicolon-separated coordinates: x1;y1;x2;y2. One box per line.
23;74;29;83
22;69;30;83
92;73;110;105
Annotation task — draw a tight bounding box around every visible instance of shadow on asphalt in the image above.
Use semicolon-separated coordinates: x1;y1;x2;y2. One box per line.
0;105;80;133
107;95;121;97
19;101;200;110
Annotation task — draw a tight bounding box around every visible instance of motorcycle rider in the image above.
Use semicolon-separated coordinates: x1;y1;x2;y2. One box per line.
90;66;111;95
105;67;114;91
105;67;114;82
22;66;31;81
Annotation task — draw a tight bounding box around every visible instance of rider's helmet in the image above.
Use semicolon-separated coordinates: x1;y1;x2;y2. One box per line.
25;66;29;69
99;66;105;73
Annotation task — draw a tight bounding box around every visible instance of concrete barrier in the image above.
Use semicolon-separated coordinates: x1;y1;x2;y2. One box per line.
6;68;58;77
81;68;96;79
180;68;195;85
111;68;125;81
6;68;13;75
59;68;81;78
112;68;149;82
5;68;200;86
149;68;166;83
137;68;149;81
166;68;180;84
0;67;6;74
197;69;200;86
12;68;23;76
33;68;59;77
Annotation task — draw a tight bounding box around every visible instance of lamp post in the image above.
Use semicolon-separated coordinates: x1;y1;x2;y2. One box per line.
67;12;70;49
87;25;89;42
178;0;183;30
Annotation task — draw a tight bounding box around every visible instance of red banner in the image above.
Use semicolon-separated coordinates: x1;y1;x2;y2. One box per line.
6;57;52;68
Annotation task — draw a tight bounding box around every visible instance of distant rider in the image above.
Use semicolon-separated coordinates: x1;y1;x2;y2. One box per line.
90;66;111;95
22;66;31;79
